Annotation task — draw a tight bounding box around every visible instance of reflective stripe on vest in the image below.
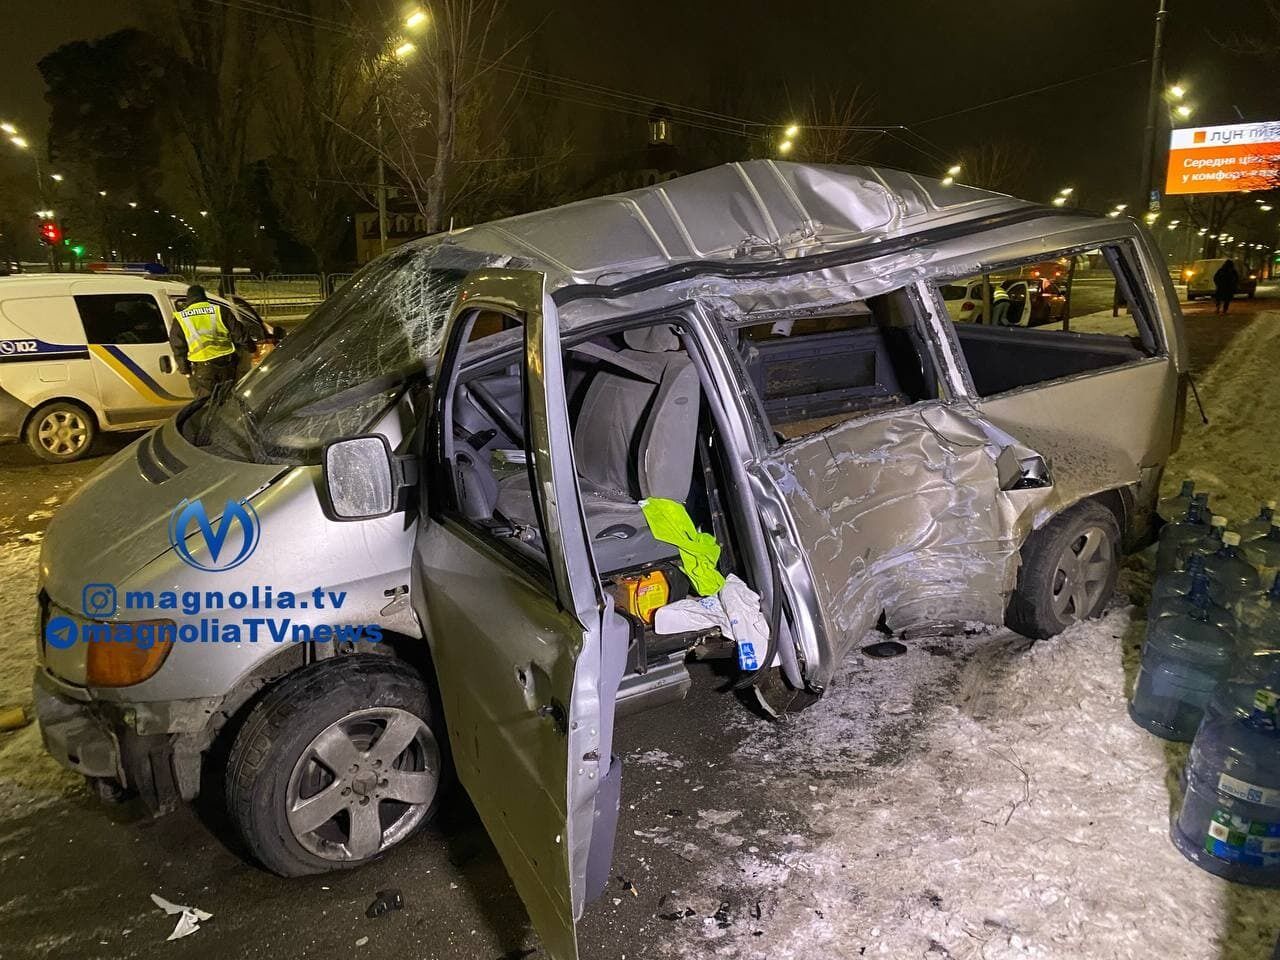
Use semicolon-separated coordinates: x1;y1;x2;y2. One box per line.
175;301;234;363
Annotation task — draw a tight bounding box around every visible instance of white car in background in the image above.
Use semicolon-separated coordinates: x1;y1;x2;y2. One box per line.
1184;258;1257;300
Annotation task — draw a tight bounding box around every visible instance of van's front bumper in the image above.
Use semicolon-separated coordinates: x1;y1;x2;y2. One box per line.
32;668;122;781
0;384;30;443
32;667;217;811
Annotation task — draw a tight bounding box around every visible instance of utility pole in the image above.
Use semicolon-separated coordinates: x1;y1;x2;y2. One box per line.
1138;0;1169;213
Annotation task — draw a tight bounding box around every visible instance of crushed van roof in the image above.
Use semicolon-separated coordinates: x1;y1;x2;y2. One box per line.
445;160;1038;290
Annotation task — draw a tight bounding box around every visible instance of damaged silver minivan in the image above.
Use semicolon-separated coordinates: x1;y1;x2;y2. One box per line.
34;161;1185;957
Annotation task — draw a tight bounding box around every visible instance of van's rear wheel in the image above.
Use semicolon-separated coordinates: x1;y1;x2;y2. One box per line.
1006;500;1121;640
26;401;95;462
226;656;443;877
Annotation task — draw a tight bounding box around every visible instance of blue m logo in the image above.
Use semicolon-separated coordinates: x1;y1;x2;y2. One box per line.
168;498;261;572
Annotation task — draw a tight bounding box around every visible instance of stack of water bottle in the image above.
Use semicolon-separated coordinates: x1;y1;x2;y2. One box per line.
1130;481;1279;887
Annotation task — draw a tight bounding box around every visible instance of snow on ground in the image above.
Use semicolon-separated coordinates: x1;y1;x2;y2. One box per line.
0;542;83;810
1164;310;1280;521
648;603;1278;959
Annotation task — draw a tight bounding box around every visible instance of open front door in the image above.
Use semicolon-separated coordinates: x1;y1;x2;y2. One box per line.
410;269;620;960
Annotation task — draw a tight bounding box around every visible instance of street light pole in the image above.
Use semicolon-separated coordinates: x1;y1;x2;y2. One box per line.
1138;0;1169;212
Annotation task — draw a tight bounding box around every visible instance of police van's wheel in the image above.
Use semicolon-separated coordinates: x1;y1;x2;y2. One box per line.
1006;500;1121;640
25;401;95;462
226;656;444;877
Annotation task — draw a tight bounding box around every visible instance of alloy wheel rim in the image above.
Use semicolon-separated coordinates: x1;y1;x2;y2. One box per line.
1050;524;1113;622
36;410;88;456
285;707;440;861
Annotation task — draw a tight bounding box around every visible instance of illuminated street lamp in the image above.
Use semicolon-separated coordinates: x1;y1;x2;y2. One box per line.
9;134;27;149
128;201;137;208
778;139;793;154
784;124;800;138
0;121;14;135
1168;84;1186;100
393;41;415;59
98;190;107;197
947;164;962;177
1175;103;1193;119
49;173;63;182
405;8;428;28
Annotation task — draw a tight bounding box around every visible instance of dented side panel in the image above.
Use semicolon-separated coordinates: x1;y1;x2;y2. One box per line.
763;402;1028;687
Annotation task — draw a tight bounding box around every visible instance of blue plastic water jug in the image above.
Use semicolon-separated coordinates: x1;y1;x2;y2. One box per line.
1159;479;1197;523
1233;501;1277;543
1149;573;1239;636
1237;574;1280;654
1244;525;1280;576
1172;661;1280;887
1156;502;1210;574
1152;554;1210;604
1130;594;1237;741
1204;533;1262;609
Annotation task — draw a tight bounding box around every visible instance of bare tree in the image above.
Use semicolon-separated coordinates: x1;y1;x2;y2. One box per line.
144;1;262;276
351;0;531;233
954;142;1035;196
786;88;877;165
264;1;378;272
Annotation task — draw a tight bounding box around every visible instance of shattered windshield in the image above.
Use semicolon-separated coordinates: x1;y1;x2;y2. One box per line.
183;242;504;465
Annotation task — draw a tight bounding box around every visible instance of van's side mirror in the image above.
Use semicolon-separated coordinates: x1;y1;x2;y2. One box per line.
322;435;417;521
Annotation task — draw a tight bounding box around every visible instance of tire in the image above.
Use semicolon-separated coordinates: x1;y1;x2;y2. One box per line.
25;400;96;462
226;656;444;877
1005;500;1121;640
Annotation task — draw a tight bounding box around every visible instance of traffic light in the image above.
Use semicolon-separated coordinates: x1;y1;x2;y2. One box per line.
39;221;62;245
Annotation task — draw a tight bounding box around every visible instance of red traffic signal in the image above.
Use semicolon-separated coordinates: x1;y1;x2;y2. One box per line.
39;221;62;245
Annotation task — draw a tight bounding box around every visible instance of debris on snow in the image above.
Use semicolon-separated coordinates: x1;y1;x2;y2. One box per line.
365;889;403;919
149;893;212;941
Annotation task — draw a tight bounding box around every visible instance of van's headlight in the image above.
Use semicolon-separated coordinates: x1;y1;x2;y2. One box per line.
85;619;176;687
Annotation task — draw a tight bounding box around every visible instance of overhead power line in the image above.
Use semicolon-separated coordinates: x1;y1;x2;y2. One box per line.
913;58;1150;127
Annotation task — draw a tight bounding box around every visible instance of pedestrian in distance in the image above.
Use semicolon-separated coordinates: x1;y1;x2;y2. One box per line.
168;285;254;398
1213;258;1239;316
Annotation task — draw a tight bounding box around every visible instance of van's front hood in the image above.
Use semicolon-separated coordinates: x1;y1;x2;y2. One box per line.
41;418;286;606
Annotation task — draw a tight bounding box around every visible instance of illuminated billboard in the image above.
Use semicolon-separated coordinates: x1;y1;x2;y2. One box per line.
1166;121;1280;195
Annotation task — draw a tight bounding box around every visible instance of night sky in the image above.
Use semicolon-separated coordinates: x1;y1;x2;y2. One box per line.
0;0;1276;211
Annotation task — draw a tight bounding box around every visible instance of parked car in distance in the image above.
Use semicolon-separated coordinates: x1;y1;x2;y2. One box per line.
939;274;1068;326
34;161;1187;960
1184;258;1257;300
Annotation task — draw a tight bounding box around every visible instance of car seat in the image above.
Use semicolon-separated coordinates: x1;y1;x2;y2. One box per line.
496;324;702;573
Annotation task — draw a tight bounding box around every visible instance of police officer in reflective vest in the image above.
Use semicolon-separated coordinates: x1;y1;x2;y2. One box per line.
168;285;249;397
988;282;1013;326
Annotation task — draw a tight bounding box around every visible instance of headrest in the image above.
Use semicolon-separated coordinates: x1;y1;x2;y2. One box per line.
622;324;680;353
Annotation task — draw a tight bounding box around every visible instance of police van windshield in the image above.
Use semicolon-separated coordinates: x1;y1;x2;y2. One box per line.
183;242;503;465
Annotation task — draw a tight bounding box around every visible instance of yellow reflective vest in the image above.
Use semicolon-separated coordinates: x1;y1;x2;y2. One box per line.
174;300;235;363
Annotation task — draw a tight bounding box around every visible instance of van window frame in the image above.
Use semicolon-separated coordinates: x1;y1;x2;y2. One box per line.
714;285;951;450
923;237;1168;403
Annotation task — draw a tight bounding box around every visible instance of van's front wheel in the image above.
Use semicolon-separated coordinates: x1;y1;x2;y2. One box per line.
226;656;443;877
26;401;95;462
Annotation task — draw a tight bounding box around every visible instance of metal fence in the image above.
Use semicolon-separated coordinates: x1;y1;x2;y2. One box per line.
191;272;329;323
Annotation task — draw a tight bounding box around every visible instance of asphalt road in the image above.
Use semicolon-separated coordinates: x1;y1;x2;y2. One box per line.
0;285;1276;960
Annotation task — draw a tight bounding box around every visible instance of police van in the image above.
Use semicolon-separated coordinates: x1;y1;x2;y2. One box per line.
0;275;205;461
